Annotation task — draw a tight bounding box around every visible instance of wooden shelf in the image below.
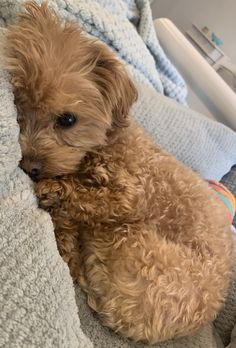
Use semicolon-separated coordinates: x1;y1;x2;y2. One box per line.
186;24;225;65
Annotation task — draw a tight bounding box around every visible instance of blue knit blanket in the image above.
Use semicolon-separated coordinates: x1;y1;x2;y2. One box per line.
0;0;187;103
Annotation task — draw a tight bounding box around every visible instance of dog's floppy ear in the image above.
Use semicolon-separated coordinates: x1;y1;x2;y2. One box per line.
91;45;138;127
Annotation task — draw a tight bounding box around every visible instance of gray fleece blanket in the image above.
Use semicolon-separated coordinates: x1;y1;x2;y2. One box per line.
1;2;236;348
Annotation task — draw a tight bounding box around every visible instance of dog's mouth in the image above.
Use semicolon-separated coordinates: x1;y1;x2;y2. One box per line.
19;165;47;182
20;167;40;182
28;172;64;182
28;171;70;183
19;159;79;182
29;173;40;182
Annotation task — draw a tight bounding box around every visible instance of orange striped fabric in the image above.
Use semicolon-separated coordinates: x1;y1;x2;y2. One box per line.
208;180;236;223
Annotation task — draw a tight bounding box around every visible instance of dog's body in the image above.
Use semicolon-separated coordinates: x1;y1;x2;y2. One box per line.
6;2;233;344
36;122;232;343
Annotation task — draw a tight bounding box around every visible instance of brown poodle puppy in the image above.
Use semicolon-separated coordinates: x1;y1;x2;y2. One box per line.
6;1;233;344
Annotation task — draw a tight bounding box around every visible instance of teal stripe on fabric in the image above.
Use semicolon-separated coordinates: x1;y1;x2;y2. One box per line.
217;194;234;217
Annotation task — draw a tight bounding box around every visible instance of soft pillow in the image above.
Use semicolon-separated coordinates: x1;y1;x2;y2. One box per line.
132;84;236;181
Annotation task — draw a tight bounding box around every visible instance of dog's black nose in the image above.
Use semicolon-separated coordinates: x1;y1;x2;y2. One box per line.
20;157;42;181
30;166;41;178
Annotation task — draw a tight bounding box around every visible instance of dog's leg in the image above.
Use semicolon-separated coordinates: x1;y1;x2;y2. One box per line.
34;178;80;269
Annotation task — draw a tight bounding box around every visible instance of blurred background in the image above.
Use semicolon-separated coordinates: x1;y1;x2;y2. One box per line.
151;0;236;126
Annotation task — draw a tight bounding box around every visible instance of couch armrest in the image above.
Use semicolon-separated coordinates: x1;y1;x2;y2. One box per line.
154;18;236;131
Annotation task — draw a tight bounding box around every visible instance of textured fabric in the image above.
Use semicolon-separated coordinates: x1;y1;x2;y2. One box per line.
207;180;236;223
132;85;236;181
0;176;92;348
0;49;92;348
0;0;187;104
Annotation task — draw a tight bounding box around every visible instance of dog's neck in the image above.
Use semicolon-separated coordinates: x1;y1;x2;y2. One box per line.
77;120;132;179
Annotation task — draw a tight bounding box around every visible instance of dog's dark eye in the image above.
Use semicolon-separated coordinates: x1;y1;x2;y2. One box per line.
56;113;77;128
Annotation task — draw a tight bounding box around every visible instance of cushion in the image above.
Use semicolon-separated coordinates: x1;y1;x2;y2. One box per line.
132;84;236;181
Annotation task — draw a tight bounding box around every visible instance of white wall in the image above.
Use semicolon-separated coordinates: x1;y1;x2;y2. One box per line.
151;0;236;64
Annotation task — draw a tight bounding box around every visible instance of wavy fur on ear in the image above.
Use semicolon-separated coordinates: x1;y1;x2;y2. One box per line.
91;49;138;127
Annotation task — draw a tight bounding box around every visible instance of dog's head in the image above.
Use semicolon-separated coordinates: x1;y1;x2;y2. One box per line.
6;1;137;180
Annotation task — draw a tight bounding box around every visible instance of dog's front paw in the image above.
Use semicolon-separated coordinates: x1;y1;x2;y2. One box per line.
35;179;64;211
38;192;61;211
